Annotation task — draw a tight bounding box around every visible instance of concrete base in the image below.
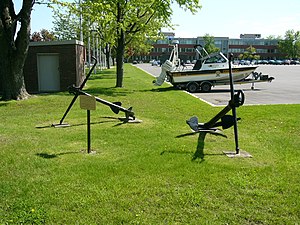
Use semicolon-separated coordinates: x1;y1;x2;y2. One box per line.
88;150;97;155
51;123;70;128
223;150;252;158
119;117;143;123
128;119;143;123
81;150;97;155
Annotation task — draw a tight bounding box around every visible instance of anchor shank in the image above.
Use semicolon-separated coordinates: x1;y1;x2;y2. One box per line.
204;104;232;128
76;89;135;120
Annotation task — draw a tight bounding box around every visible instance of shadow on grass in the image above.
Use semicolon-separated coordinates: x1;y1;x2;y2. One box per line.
87;86;133;97
161;132;206;162
139;86;177;93
87;70;116;80
36;117;127;129
68;117;133;127
36;151;80;159
192;132;206;161
0;101;9;107
34;85;132;99
162;132;224;162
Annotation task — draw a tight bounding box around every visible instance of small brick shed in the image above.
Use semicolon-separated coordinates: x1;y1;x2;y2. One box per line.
23;40;85;93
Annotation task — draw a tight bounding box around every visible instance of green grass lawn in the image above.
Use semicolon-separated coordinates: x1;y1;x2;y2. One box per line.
1;64;299;224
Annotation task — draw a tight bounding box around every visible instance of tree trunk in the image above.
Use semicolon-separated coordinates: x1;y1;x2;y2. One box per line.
105;43;110;69
116;29;125;87
0;0;31;101
0;53;29;100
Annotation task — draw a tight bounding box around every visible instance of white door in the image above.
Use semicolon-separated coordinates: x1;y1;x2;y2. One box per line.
38;54;60;92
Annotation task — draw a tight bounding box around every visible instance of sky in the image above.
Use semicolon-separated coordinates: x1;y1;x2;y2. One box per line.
14;0;300;39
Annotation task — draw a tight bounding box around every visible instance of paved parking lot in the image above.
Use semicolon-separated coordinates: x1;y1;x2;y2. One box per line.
135;63;300;106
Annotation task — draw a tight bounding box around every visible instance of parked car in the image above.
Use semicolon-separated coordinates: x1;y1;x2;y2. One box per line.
268;60;276;65
290;60;300;65
275;60;283;65
239;60;251;65
151;60;158;66
251;60;258;65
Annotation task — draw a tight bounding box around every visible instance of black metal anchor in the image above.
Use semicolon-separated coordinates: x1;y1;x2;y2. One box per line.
52;56;137;127
180;53;247;157
52;57;98;127
186;89;244;138
68;86;135;122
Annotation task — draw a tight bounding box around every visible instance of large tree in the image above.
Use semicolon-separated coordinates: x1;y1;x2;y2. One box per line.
52;0;201;87
0;0;34;100
203;34;220;54
80;0;201;87
278;29;300;59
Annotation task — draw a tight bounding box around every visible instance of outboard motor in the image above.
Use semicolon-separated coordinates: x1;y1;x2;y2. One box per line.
153;40;180;86
153;60;174;86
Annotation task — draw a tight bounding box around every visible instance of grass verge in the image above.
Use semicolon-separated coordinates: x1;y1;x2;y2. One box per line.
0;64;299;224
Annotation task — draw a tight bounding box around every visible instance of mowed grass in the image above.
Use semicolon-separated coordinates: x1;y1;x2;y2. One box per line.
0;64;299;224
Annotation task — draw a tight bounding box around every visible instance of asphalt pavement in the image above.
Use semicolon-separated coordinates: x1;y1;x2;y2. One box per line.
135;63;300;106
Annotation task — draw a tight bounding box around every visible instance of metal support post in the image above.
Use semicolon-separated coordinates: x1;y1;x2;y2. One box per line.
228;53;240;154
87;110;91;153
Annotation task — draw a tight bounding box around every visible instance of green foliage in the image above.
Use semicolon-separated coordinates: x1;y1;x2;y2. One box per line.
81;0;176;46
52;5;81;40
31;29;56;41
278;29;300;59
203;34;220;54
50;0;202;86
0;64;300;223
266;35;282;40
175;0;201;14
238;45;260;60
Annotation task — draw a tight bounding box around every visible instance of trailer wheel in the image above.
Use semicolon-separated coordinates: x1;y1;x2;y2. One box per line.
186;82;199;93
166;75;171;82
200;82;212;92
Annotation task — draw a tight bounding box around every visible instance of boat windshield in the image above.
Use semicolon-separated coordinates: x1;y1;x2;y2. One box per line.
204;54;227;64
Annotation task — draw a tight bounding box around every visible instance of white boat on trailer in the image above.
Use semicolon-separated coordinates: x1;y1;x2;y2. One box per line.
154;42;274;93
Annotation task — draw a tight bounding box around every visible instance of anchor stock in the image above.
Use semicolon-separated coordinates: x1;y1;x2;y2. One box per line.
68;86;136;121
